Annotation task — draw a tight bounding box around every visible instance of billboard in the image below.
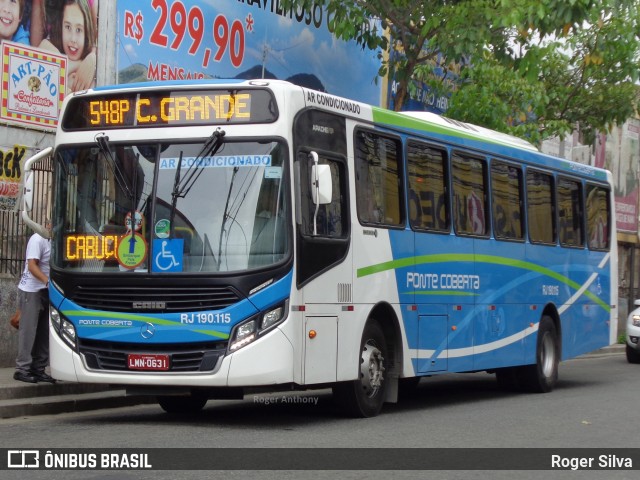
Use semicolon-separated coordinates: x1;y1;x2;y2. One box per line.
0;0;100;130
116;0;382;105
1;41;67;129
608;120;640;234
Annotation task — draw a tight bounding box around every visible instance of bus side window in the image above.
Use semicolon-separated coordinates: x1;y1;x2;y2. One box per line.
557;177;584;247
297;153;347;238
586;184;610;250
491;161;524;241
407;141;449;232
452;153;488;236
526;170;556;244
355;129;403;227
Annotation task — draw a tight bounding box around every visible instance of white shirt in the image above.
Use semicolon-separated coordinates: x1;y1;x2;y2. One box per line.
18;233;51;293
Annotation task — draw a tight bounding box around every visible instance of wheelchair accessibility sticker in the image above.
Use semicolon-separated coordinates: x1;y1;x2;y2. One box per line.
152;239;184;272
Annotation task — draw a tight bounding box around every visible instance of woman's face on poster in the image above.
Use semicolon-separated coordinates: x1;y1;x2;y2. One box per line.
62;3;85;61
0;0;22;41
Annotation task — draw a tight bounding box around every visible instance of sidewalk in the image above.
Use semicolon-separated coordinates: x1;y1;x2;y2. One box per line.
0;368;155;419
0;344;626;419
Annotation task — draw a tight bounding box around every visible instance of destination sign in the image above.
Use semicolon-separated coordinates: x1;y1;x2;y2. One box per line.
65;234;119;262
61;88;278;130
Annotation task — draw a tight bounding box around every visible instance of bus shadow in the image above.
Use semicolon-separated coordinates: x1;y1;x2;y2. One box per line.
82;370;606;428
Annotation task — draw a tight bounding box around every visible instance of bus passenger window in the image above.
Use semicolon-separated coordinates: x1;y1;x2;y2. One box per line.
557;177;584;247
407;141;449;232
491;161;524;240
355;130;403;227
297;153;347;238
452;153;488;236
586;184;610;250
527;170;556;244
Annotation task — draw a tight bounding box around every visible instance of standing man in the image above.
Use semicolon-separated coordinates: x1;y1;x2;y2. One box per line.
14;220;55;383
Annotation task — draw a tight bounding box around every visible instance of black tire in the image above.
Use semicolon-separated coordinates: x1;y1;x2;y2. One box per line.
626;344;640;364
157;391;208;414
333;321;388;417
519;315;559;393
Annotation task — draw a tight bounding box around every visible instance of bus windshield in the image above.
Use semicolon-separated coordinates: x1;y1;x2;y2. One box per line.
51;139;289;273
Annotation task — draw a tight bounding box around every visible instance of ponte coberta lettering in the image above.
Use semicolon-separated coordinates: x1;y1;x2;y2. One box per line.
407;272;480;290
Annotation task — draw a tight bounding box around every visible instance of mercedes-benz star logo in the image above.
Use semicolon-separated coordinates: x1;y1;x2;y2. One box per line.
140;322;155;339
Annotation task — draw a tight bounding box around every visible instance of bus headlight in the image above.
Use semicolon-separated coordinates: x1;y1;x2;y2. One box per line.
228;303;288;352
50;306;77;349
229;319;258;351
50;305;61;330
261;306;284;331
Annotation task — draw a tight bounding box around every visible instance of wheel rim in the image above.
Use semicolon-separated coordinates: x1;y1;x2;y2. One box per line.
359;339;385;398
540;332;556;378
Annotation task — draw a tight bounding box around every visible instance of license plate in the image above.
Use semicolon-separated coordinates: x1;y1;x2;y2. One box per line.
127;354;170;371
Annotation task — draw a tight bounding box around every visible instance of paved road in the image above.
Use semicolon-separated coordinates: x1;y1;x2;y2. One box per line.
1;354;638;480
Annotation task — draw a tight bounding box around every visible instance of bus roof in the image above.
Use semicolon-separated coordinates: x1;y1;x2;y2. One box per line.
400;111;539;152
74;79;609;182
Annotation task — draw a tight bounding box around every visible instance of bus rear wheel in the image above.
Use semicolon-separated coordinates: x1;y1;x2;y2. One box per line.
333;321;388;417
157;391;208;414
519;315;559;393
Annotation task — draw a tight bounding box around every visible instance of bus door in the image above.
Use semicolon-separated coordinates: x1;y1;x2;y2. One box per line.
407;141;454;373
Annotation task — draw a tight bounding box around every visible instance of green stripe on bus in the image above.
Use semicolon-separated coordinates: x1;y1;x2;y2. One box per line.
357;253;610;312
63;310;230;339
372;108;503;147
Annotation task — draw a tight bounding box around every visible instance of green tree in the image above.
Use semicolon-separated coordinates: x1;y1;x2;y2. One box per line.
284;0;640;144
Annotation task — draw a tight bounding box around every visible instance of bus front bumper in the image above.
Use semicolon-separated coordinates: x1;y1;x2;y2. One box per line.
49;323;295;387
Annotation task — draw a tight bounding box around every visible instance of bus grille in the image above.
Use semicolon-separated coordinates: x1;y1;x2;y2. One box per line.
79;339;227;372
69;285;241;312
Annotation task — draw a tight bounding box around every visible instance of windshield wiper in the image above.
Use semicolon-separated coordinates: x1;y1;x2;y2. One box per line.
95;134;141;247
171;128;226;201
95;134;134;200
169;128;226;236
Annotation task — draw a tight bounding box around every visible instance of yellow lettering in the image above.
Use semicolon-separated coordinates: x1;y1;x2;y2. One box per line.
235;94;250;118
161;98;174;121
136;98;151;123
66;237;78;260
190;96;205;121
65;235;119;261
174;96;190;121
205;95;219;119
221;95;232;119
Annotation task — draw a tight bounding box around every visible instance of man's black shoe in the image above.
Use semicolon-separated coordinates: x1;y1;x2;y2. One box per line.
13;371;37;383
31;372;56;383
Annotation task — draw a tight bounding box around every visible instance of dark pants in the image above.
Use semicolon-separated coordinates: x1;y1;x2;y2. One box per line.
16;289;50;375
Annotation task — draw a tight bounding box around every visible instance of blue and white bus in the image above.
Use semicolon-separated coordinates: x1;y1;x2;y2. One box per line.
22;80;617;417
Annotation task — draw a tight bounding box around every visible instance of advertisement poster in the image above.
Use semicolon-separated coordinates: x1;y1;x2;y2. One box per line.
610;119;640;234
0;41;66;129
386;47;460;113
117;0;382;105
0;144;26;211
0;0;100;129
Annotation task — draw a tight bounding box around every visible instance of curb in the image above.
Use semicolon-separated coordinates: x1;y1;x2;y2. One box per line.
0;390;156;419
576;344;625;358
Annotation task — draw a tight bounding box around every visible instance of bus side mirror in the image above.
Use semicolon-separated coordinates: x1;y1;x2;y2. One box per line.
21;147;52;239
311;164;332;205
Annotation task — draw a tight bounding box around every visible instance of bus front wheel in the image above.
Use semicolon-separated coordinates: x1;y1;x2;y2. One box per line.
157;392;208;414
519;315;559;393
333;321;388;417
